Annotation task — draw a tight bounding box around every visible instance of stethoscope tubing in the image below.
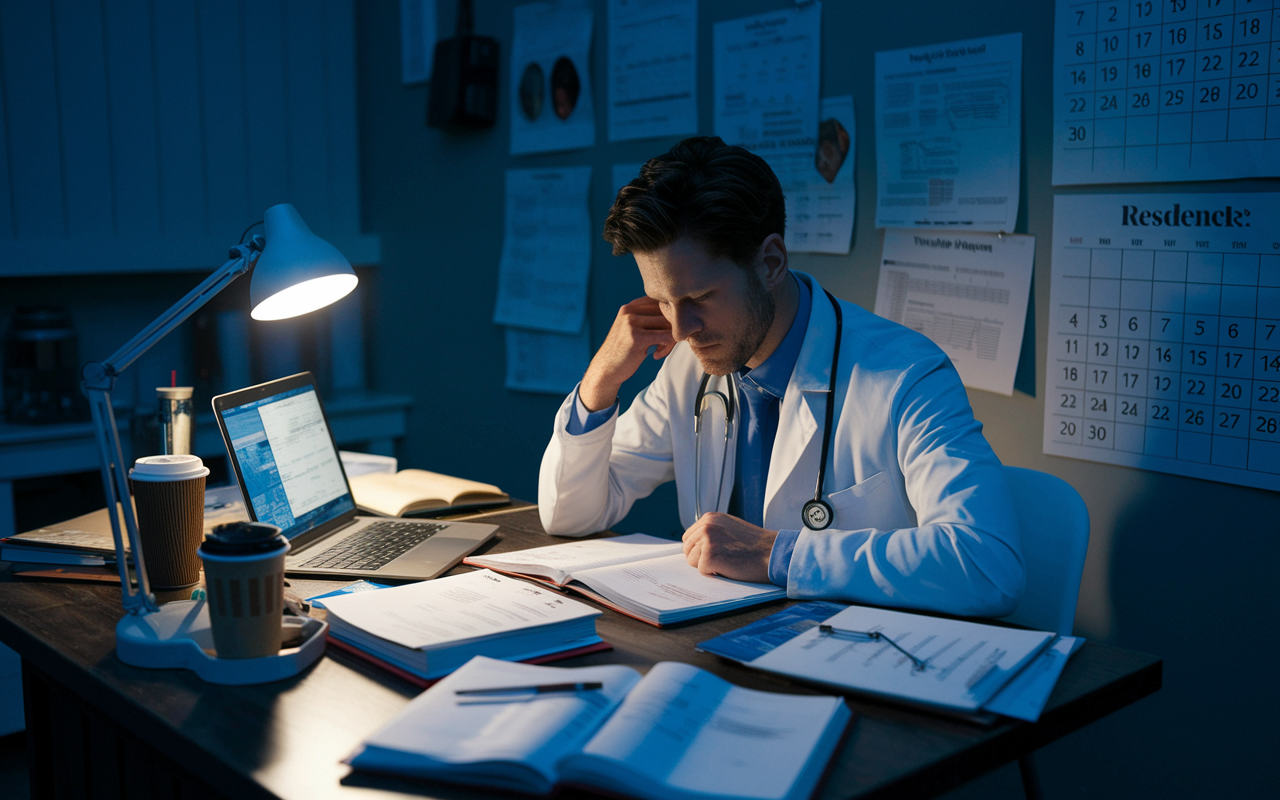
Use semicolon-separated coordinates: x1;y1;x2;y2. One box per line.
692;290;844;530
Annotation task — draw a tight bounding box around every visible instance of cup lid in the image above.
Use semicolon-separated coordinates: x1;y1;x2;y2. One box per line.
130;454;209;481
201;521;288;555
157;386;194;400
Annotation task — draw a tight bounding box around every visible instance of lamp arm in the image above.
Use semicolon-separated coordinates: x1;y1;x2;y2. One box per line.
91;239;262;382
81;239;261;615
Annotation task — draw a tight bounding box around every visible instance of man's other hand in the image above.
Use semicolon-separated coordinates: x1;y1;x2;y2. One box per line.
681;513;777;584
579;297;675;411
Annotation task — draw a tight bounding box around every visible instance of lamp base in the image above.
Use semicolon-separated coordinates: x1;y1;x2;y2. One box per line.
116;599;327;685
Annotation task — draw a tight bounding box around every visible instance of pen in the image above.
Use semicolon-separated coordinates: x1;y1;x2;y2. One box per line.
455;681;604;696
817;624;929;671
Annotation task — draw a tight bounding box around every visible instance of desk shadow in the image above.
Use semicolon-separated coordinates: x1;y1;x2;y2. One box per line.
1038;474;1280;798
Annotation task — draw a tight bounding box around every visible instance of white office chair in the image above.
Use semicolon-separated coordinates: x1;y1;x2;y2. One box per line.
1002;466;1090;636
1001;466;1090;800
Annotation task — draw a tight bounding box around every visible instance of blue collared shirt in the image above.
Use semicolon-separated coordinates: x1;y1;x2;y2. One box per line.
731;274;809;587
568;272;811;588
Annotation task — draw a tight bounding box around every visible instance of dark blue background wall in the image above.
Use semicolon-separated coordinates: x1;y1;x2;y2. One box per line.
355;1;1276;797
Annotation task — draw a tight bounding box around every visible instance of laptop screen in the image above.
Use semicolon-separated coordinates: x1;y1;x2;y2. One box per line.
217;382;356;539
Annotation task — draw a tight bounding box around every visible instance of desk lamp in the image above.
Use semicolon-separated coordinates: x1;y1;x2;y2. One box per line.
81;204;355;684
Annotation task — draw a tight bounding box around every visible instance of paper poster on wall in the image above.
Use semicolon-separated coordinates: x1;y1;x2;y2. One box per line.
713;3;822;179
607;0;697;142
1053;0;1280;186
505;324;592;394
874;230;1034;396
493;167;593;334
874;33;1022;233
784;95;856;255
510;1;596;155
1044;193;1280;492
400;0;437;84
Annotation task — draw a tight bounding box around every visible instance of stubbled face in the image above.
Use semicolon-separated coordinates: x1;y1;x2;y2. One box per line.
635;238;775;376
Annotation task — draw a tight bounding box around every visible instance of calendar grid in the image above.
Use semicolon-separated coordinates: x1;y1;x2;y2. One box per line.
1054;0;1280;185
1046;194;1280;492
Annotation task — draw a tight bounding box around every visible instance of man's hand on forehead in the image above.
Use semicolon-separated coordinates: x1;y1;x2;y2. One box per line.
578;297;676;412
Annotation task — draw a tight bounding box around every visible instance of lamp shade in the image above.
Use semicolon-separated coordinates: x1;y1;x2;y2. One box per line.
250;204;358;320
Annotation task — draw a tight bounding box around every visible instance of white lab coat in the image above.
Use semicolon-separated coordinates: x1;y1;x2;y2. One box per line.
539;272;1024;617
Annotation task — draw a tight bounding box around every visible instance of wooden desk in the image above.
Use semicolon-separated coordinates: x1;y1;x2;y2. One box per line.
0;508;1161;800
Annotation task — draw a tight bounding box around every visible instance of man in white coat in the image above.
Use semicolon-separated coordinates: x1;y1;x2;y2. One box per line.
539;137;1024;618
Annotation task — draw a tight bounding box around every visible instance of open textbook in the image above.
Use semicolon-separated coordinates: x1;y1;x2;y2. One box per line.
347;655;851;800
348;469;508;517
319;570;603;680
464;533;785;626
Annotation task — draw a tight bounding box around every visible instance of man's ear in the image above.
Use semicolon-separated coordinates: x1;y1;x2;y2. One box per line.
758;233;789;289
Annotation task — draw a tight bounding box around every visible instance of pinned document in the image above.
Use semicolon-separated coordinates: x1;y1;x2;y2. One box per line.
606;0;697;142
875;229;1035;395
785;96;856;255
511;1;596;155
493;167;592;335
874;33;1022;232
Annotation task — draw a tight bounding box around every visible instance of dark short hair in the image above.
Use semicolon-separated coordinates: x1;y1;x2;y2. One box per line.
603;136;785;267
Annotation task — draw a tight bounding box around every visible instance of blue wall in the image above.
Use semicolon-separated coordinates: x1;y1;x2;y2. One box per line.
356;1;1276;797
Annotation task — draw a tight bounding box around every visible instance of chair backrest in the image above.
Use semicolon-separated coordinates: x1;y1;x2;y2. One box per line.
1001;467;1090;636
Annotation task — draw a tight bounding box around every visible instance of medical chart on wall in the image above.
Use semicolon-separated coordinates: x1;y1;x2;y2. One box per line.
493;167;592;334
1044;193;1280;491
874;33;1022;233
713;4;822;175
874;230;1035;395
510;1;596;155
785;95;857;255
1054;0;1280;186
505;325;592;394
607;0;697;142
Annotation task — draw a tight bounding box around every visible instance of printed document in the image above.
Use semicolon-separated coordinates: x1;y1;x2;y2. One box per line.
874;229;1035;395
510;1;596;155
319;570;600;650
494;167;592;334
750;605;1052;712
982;635;1084;722
607;0;697;142
504;325;592;395
713;4;821;178
785;95;856;255
875;33;1022;232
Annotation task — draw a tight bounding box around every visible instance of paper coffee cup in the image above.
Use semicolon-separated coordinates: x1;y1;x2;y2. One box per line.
129;454;209;589
199;522;290;659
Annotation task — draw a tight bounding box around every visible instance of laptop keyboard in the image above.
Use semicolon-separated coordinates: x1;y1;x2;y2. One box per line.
300;520;445;571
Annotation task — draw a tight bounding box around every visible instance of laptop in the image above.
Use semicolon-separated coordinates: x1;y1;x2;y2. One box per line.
212;372;498;580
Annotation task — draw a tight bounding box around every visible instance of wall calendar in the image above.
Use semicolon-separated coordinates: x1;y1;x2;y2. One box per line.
1045;193;1280;491
1054;0;1280;185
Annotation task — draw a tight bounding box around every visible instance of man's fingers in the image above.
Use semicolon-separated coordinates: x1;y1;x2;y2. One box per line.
684;540;703;568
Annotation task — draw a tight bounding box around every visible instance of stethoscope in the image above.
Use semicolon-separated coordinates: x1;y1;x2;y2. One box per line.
693;290;844;531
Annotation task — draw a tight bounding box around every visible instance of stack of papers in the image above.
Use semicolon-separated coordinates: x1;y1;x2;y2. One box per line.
321;570;603;680
699;602;1082;722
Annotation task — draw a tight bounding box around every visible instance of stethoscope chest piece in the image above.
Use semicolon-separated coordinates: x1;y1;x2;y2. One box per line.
803;499;834;530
